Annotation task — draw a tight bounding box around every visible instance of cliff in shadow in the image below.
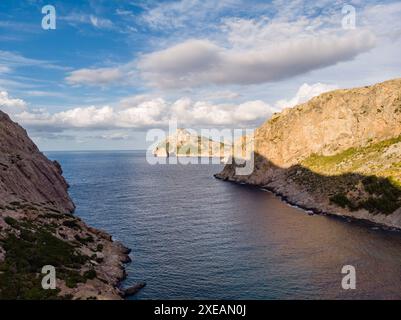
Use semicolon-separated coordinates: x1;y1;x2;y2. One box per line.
0;111;131;300
216;78;401;229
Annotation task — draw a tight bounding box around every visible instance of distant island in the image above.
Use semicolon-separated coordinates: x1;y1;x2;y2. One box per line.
216;78;401;230
153;128;232;158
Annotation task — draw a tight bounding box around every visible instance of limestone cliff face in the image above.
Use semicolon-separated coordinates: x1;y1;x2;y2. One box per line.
253;78;401;169
216;78;401;229
0;111;74;213
0;111;130;300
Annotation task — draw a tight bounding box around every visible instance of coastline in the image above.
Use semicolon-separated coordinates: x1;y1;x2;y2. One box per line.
214;174;401;232
0;110;134;300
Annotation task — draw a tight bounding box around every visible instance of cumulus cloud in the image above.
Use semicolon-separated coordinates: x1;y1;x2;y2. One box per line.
138;29;375;88
0;91;27;114
12;95;275;131
6;80;343;137
170;98;274;126
67;3;388;89
275;83;338;109
12;100;165;130
66;67;124;86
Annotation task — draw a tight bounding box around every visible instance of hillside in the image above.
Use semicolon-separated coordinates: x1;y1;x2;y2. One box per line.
0;111;130;300
153;128;231;158
216;78;401;229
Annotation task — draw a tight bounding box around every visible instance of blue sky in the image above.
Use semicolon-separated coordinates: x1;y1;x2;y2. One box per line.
0;0;400;150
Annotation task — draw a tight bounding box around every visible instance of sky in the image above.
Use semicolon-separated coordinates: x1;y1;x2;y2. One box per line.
0;0;400;151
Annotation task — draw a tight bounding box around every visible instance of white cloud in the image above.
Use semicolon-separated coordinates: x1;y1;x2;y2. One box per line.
0;65;11;74
89;15;114;29
11;95;275;131
0;91;27;114
10;80;339;132
170;98;274;126
96;132;130;140
61;13;114;30
63;1;401;89
0;50;67;71
202;90;241;100
12;99;167;130
275;83;338;109
140;0;242;30
66;67;124;86
138;29;375;88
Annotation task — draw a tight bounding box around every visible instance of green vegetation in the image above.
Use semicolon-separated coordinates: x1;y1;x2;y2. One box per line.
0;217;91;299
74;234;94;245
360;176;401;214
297;135;401;215
329;176;401;215
302;135;401;178
83;269;97;280
329;193;355;209
303;147;359;171
62;219;81;230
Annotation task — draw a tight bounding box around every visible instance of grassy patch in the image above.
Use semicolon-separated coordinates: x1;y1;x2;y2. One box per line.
302;134;401;175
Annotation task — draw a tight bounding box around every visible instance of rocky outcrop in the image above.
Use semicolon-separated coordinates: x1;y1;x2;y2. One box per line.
0;112;74;212
0;110;130;300
154;128;231;158
216;78;401;229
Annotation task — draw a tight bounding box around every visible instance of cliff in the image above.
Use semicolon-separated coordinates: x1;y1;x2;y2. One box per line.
0;111;130;300
216;78;401;229
153;128;231;158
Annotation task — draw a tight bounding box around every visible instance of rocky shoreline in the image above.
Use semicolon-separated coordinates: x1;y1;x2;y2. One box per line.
214;173;401;232
214;79;401;232
0;110;136;299
0;201;134;299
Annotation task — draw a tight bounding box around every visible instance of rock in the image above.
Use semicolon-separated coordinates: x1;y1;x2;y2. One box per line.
217;78;401;229
0;110;131;300
122;282;147;297
153;128;231;158
0;111;75;212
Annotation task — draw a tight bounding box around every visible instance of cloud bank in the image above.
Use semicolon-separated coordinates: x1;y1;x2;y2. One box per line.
2;81;337;134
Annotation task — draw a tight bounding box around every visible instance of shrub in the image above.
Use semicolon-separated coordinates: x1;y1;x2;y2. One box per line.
83;269;97;280
330;193;352;208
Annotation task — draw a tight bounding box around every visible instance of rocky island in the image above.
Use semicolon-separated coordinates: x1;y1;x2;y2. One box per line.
216;78;401;229
0;111;131;299
153;128;231;158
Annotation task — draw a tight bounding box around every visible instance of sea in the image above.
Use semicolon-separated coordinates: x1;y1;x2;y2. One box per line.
46;150;401;299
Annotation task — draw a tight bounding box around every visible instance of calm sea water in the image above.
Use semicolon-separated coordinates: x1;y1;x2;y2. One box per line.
47;151;401;300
